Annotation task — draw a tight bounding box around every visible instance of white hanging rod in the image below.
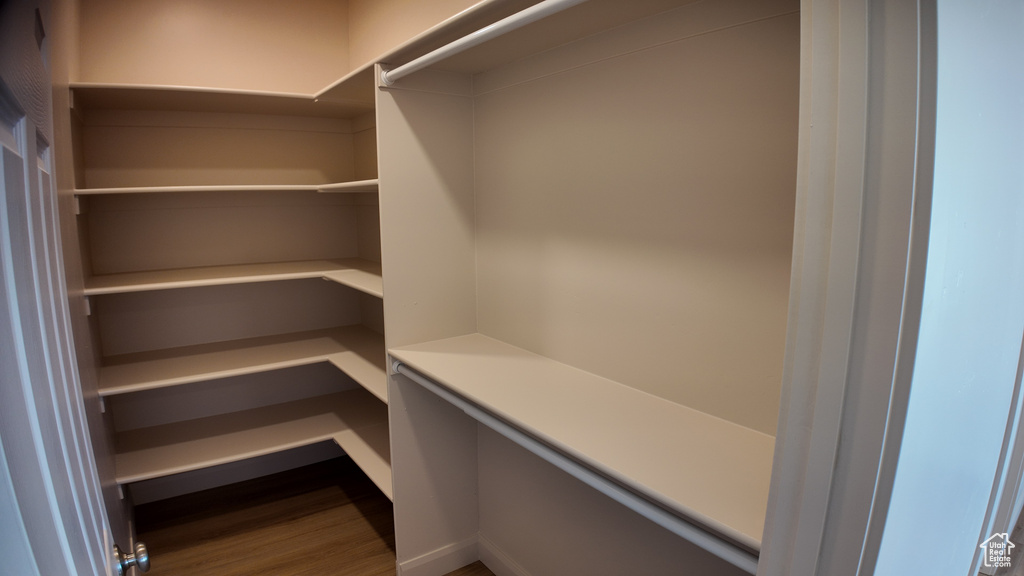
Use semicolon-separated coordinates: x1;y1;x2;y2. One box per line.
380;0;590;86
392;360;760;574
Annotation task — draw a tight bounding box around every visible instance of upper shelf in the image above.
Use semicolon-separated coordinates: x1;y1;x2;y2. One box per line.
84;258;383;299
389;333;775;553
71;65;376;119
74;179;379;196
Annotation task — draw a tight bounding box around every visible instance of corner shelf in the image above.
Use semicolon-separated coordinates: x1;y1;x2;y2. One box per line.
389;333;775;552
99;325;387;404
84;258;383;299
72;66;376;119
114;388;392;499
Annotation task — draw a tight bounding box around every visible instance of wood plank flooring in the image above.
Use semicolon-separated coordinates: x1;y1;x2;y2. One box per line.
134;457;494;576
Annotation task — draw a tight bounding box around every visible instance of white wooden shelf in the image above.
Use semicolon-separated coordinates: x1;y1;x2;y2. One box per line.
84;258;383;298
389;333;775;552
71;67;375;119
73;179;379;196
99;325;387;403
334;421;392;500
114;389;392;499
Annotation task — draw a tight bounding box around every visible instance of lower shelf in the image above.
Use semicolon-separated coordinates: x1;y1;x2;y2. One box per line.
389;333;774;555
114;389;392;499
334;422;392;501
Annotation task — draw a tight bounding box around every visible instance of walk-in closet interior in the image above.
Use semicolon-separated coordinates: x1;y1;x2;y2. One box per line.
59;0;800;573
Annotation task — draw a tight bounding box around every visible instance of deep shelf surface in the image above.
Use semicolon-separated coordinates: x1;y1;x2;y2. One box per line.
100;325;388;404
85;258;383;299
389;333;775;551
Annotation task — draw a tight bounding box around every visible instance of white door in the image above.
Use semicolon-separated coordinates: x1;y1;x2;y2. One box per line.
1;0;128;574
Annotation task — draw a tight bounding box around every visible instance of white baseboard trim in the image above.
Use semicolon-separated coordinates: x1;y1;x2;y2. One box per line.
478;533;532;576
398;536;479;576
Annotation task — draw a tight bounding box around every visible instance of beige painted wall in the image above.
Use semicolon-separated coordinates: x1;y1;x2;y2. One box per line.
76;0;486;93
77;0;350;92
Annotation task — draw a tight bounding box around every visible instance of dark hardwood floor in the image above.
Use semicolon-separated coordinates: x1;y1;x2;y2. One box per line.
134;457;494;576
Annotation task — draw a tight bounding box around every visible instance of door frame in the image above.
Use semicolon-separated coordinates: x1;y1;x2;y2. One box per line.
761;0;1024;574
0;1;114;574
758;0;935;574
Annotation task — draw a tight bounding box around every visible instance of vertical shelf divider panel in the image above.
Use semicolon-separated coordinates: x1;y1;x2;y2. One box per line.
390;335;770;568
376;63;481;575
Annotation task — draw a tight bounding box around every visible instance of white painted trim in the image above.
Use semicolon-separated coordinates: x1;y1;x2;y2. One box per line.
823;1;935;574
759;0;934;575
2;112;78;576
477;533;531;576
396;535;479;576
873;1;1024;571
